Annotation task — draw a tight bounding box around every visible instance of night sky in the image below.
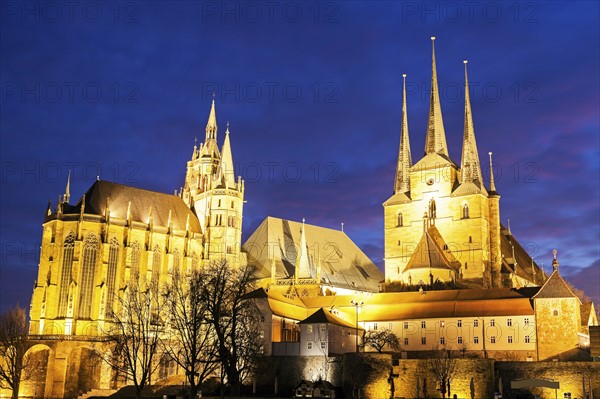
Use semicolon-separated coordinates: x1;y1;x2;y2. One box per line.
1;1;599;311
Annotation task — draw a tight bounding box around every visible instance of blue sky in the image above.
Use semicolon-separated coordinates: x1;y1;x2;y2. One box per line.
1;1;599;310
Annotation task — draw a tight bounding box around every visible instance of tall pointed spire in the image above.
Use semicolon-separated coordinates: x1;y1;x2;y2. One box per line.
64;170;71;203
220;122;236;187
460;60;484;186
488;152;497;192
394;74;412;194
205;98;218;141
424;36;448;156
296;218;310;280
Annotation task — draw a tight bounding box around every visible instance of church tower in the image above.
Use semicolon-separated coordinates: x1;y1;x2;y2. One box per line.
384;38;501;288
182;100;245;266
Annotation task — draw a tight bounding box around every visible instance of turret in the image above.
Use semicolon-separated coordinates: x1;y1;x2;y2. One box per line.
488;152;502;287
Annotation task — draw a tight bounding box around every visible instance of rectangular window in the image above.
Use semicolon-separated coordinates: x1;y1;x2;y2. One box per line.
508;335;513;344
440;337;445;345
373;323;378;331
320;341;326;350
307;325;313;333
389;323;393;330
490;319;495;327
457;320;462;328
307;342;312;350
525;335;530;343
474;319;479;327
474;336;479;344
491;336;496;344
421;321;426;329
404;337;409;346
440;320;445;328
524;318;530;326
507;318;512;327
404;322;409;330
458;336;463;344
320;324;326;333
421;337;426;345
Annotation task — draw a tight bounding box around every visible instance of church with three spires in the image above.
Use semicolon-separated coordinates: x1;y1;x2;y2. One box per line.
18;38;598;398
383;37;543;290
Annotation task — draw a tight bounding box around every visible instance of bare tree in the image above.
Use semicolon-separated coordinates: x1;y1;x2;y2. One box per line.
199;261;262;395
164;270;219;399
427;346;457;399
457;341;470;358
0;305;29;399
362;329;400;353
102;277;167;399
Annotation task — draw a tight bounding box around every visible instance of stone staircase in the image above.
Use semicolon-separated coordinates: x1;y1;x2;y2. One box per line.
77;388;118;399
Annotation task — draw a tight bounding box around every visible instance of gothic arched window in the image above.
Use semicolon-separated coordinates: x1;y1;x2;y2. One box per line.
397;212;403;227
152;245;162;285
78;233;99;319
57;232;75;317
191;253;198;272
462;203;470;219
129;242;141;283
171;249;180;276
105;237;120;317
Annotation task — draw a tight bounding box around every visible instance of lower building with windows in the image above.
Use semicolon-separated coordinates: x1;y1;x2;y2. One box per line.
254;259;596;362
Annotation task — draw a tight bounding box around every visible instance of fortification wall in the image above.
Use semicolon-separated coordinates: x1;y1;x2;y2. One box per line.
496;361;600;399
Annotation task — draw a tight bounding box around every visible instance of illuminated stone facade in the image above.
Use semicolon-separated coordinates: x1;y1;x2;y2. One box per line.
383;39;541;288
16;41;598;399
29;100;243;339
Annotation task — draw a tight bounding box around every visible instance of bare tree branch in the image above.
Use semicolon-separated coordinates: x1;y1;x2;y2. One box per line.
163;269;219;399
100;276;167;399
0;305;30;399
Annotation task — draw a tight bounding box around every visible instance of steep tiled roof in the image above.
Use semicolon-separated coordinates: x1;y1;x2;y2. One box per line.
62;180;201;233
403;226;460;272
299;308;358;329
262;288;535;324
242;217;383;292
500;224;544;283
532;270;580;301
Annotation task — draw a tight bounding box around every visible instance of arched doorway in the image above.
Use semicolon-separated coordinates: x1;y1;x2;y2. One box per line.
63;346;102;398
20;344;52;399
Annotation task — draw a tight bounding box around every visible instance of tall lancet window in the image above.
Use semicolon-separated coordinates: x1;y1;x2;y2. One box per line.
105;237;120;318
397;212;403;227
78;233;99;319
191;253;198;274
462;203;470;219
172;249;180;276
130;242;141;282
152;245;162;285
57;232;75;317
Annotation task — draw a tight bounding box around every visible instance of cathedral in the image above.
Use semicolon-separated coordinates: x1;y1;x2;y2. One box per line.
16;38;597;399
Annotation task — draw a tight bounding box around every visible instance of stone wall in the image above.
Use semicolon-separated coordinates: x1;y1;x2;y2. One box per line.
343;353;393;398
391;358;495;399
496;361;600;399
254;355;343;396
